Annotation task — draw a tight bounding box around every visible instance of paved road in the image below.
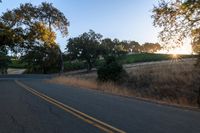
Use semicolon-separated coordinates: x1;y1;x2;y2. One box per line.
0;75;200;133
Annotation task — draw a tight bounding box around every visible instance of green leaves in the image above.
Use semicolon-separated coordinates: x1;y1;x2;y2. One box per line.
38;2;69;36
66;30;102;71
0;2;69;73
0;50;11;74
0;2;69;50
97;56;127;82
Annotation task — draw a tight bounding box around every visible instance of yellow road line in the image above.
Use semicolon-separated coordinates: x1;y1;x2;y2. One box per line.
15;80;126;133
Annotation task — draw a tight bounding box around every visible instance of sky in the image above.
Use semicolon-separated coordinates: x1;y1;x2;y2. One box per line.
0;0;160;51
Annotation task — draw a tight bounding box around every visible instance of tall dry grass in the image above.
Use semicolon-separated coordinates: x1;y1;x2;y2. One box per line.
48;59;200;107
48;76;137;97
125;59;200;106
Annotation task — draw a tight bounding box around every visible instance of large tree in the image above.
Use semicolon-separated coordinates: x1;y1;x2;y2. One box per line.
38;2;69;35
0;2;69;73
101;38;116;56
101;38;128;57
126;41;141;53
152;0;200;52
66;30;102;71
22;22;61;73
141;43;162;53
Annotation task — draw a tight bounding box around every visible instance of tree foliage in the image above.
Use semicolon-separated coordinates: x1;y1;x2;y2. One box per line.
66;30;162;71
0;51;10;75
22;44;60;74
0;2;69;73
66;30;102;71
101;38;125;57
124;41;141;53
101;38;116;56
101;39;136;57
21;23;61;73
152;0;200;51
1;2;69;48
141;43;162;53
101;38;160;55
0;22;24;52
192;28;200;53
38;2;69;35
97;56;127;82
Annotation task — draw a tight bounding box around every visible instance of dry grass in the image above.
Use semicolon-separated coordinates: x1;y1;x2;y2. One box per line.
48;59;200;107
48;76;137;97
125;59;200;106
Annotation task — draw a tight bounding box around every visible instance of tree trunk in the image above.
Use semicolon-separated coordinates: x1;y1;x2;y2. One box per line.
43;66;47;74
87;60;92;71
48;20;64;75
58;48;64;75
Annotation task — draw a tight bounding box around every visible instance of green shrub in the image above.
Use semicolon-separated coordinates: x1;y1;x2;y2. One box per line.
64;61;86;71
97;56;127;82
8;59;26;68
0;52;10;74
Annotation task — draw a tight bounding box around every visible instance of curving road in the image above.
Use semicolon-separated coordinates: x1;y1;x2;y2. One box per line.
0;75;200;133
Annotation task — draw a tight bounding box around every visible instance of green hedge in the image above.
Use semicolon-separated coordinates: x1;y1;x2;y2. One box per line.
8;59;26;68
64;61;86;71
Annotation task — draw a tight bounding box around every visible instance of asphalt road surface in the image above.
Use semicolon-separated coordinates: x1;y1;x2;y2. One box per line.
0;75;200;133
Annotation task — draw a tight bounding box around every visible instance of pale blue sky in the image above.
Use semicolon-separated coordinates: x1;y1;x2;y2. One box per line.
0;0;160;51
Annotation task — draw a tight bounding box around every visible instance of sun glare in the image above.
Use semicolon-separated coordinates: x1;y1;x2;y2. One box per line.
157;43;193;55
172;54;178;59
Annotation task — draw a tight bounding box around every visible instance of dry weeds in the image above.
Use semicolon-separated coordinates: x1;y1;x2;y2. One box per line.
125;59;200;106
48;76;137;97
48;59;200;107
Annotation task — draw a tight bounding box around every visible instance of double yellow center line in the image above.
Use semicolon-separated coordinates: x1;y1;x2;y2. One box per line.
15;80;126;133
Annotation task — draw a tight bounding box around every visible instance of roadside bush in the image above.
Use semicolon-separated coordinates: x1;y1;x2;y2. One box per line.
22;45;61;74
0;52;11;74
97;56;127;82
8;59;26;68
64;61;86;71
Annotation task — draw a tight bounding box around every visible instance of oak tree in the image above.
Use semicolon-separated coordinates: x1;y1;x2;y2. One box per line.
152;0;200;51
66;30;102;71
0;2;69;73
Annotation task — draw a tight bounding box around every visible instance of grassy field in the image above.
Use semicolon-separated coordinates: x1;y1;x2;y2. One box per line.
64;53;197;71
124;59;199;106
9;53;197;71
117;53;196;64
49;58;200;107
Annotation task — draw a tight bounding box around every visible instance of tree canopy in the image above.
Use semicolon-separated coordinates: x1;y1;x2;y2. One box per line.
101;38;128;57
152;0;200;53
0;2;69;73
140;43;162;53
0;2;69;49
66;30;102;71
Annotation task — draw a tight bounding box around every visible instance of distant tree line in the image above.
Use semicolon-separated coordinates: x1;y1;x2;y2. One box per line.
65;30;162;71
